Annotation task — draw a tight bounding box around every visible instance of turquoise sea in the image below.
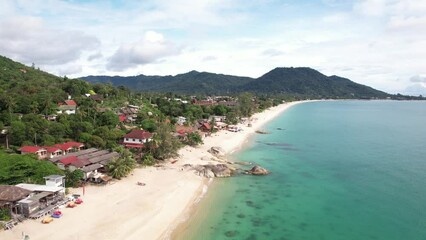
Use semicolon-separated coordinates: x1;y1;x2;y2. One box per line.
177;101;426;240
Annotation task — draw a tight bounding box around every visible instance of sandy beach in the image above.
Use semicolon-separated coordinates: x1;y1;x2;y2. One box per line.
1;101;304;240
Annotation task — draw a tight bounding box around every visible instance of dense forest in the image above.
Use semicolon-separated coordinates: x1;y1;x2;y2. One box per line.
81;67;423;99
0;56;276;183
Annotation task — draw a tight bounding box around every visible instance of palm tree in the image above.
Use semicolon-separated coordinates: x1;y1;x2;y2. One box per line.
106;152;136;179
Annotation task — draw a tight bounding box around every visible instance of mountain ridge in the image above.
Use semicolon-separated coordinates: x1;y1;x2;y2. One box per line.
81;67;389;98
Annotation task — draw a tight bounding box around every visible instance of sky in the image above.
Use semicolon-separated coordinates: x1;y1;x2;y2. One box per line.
0;0;426;95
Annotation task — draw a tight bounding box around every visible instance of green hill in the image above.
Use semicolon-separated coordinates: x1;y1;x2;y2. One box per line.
81;67;390;98
0;55;92;116
244;67;389;98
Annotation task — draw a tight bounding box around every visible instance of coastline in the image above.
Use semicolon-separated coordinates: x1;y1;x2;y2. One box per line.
0;101;306;240
166;100;308;239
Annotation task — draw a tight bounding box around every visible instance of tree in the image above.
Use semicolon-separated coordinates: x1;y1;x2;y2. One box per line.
98;111;119;128
0;151;63;185
186;132;203;146
106;150;136;179
141;153;155;166
147;122;181;160
238;92;256;117
10;121;26;145
65;169;84;187
141;119;157;132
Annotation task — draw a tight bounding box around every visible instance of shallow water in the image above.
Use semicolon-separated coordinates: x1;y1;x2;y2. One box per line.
178;101;426;240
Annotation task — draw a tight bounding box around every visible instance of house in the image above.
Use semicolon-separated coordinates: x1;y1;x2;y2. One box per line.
215;122;228;130
43;146;62;158
122;129;153;148
49;148;119;181
19;146;47;159
192;99;217;106
176;116;187;125
19;142;84;159
118;106;139;124
0;185;32;218
199;122;212;132
89;94;104;103
53;141;84;154
218;101;239;107
174;125;196;140
57;99;77;115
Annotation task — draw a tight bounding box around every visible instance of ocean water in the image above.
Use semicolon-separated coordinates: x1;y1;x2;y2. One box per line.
177;101;426;240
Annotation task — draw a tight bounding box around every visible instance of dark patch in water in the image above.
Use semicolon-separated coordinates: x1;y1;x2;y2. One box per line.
237;213;246;218
251;217;267;227
246;234;258;240
298;222;308;231
299;171;315;179
280;146;299;152
246;200;254;207
224;230;239;238
263;142;293;147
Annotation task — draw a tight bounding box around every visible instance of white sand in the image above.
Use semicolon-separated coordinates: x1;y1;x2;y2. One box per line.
1;101;304;240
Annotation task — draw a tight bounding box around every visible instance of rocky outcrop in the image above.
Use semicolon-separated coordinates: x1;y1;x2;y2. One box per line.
208;146;226;157
246;165;270;175
193;164;235;178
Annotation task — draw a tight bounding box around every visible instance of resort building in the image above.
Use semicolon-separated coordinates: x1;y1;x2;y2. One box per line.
19;142;85;159
18;146;48;159
0;185;32;220
49;148;119;182
122;129;153;149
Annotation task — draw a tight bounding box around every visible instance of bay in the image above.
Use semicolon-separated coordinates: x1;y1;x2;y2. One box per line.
178;101;426;240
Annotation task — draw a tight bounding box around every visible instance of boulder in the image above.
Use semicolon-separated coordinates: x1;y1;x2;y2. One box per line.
192;164;236;178
210;164;233;178
208;146;226;156
247;165;270;175
200;168;215;178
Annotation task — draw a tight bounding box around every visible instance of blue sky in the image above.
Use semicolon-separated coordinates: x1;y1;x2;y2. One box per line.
1;0;426;95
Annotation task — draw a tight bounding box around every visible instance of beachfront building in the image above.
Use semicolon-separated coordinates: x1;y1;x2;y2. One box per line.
19;142;84;159
43;146;63;158
0;185;32;221
122;129;153;149
49;148;119;182
54;141;85;155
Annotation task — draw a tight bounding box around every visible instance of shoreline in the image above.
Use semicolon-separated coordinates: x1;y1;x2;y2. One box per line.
0;101;308;240
166;100;309;239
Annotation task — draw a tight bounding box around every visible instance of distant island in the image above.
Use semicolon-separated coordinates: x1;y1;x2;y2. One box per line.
81;68;423;100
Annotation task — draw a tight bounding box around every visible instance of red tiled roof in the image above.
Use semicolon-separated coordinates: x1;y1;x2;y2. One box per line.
119;115;126;122
202;123;211;130
71;158;91;168
64;100;77;106
43;146;61;153
66;141;84;148
59;156;78;165
54;142;84;151
124;130;153;140
19;146;45;153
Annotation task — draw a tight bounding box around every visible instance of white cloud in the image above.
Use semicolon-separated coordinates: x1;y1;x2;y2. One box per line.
0;16;100;65
403;83;426;96
354;0;387;16
106;31;181;71
262;49;285;57
410;75;426;83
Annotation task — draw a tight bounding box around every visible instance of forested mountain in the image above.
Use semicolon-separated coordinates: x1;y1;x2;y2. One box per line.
82;71;254;95
82;67;390;98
